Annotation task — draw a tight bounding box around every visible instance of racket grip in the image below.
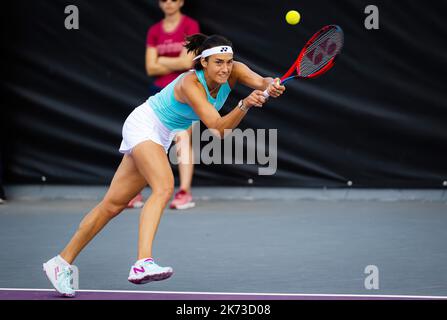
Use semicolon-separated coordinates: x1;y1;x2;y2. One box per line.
263;78;281;98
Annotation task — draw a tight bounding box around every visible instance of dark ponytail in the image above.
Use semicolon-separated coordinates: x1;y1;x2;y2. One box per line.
185;33;208;57
184;33;233;70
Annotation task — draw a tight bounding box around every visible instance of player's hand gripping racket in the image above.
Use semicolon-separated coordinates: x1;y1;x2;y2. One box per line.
263;25;344;97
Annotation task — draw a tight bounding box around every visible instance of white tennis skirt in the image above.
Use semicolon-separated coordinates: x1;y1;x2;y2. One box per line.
119;102;177;154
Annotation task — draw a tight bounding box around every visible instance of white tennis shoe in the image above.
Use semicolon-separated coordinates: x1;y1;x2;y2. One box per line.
43;255;76;297
128;258;173;284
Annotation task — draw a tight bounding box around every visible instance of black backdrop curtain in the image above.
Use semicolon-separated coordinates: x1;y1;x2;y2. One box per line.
2;0;446;187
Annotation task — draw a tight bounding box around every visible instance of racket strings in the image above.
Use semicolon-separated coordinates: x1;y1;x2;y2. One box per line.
300;34;341;74
299;29;343;77
300;34;342;75
305;28;337;53
299;52;333;76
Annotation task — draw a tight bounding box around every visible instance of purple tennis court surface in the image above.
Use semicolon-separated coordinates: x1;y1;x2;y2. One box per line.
1;289;446;300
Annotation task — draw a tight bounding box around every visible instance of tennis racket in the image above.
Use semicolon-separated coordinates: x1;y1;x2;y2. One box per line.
263;25;344;97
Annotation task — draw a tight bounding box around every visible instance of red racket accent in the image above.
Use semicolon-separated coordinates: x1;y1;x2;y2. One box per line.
280;60;299;82
306;57;336;79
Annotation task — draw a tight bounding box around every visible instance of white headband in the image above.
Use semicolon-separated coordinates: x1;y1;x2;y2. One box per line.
193;46;233;61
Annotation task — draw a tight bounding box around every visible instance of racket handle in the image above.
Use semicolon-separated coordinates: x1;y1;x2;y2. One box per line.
263;78;282;98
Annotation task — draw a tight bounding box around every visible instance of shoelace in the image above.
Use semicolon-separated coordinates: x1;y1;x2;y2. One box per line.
142;260;164;270
143;260;155;266
58;266;74;291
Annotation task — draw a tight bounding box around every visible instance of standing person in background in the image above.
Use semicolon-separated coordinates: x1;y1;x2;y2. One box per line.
127;0;199;210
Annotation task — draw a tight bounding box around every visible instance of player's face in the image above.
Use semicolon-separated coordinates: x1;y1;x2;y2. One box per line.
203;54;234;84
159;0;184;15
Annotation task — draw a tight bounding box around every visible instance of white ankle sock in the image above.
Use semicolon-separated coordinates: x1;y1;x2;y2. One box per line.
57;255;70;266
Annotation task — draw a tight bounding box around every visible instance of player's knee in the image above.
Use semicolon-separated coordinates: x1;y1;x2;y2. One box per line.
152;184;174;203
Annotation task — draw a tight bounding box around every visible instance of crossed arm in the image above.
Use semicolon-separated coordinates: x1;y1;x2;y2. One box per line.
145;47;195;76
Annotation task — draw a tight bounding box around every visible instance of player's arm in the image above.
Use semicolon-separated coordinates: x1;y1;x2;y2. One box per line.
158;48;195;71
146;47;174;76
233;61;285;98
179;75;266;138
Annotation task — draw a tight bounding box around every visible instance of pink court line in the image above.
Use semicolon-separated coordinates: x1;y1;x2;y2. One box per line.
0;288;446;300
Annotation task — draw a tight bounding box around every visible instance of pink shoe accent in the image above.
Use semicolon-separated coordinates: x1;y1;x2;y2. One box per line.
133;266;145;274
127;193;144;209
169;190;195;210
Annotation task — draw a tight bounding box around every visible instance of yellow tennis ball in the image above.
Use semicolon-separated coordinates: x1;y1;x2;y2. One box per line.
286;10;301;25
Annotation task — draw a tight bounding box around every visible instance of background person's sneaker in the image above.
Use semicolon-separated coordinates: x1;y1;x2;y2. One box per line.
169;190;195;210
43;256;76;297
128;258;173;284
127;193;144;209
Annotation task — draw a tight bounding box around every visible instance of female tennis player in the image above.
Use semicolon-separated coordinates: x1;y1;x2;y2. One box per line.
43;33;285;297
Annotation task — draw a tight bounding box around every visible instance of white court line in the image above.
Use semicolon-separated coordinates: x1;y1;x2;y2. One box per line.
0;288;446;299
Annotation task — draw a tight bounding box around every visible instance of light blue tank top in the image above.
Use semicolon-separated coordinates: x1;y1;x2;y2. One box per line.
148;69;232;131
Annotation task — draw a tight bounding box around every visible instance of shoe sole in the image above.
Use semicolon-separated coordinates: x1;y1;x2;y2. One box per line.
127;201;144;209
42;263;76;298
128;271;174;284
170;202;196;210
